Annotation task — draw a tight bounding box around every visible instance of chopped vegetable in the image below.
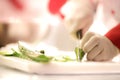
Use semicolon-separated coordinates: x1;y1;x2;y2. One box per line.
0;51;13;56
75;47;85;61
18;42;39;57
0;41;78;63
30;54;53;62
18;42;53;63
54;56;75;62
10;49;31;60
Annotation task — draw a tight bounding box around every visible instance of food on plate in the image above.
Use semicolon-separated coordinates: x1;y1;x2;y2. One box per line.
0;41;78;63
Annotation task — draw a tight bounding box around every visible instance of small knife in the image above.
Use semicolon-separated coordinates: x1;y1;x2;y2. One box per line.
76;29;83;40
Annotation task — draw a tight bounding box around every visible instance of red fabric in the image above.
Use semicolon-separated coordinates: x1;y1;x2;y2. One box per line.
48;0;67;18
105;24;120;49
9;0;24;10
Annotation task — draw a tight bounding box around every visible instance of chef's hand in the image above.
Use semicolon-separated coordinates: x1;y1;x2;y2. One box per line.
60;0;96;39
80;32;120;61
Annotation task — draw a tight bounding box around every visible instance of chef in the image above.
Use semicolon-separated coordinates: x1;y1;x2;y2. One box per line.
48;0;120;61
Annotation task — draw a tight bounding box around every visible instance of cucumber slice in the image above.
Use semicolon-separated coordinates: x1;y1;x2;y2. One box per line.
0;51;13;56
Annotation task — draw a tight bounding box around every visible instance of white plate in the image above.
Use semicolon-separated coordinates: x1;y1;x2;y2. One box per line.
0;55;120;75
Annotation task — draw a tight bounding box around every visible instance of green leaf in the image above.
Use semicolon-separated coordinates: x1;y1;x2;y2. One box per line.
30;54;53;63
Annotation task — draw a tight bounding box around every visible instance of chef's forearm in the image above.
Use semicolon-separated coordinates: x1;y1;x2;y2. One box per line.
105;23;120;50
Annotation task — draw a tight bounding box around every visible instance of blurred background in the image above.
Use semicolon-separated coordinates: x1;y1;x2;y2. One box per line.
0;0;77;51
0;0;109;51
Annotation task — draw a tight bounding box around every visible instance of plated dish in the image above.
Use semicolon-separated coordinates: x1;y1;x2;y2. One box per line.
0;41;120;74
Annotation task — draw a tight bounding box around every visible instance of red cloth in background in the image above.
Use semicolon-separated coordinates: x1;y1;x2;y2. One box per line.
48;0;67;18
105;24;120;49
9;0;24;10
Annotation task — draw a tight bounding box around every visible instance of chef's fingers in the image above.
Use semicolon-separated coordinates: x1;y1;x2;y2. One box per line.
87;45;103;61
80;32;95;48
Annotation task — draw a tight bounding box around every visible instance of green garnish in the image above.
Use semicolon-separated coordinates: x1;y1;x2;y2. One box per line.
18;42;53;63
75;47;85;61
30;54;53;62
54;56;75;62
0;51;12;56
0;41;77;63
10;49;31;60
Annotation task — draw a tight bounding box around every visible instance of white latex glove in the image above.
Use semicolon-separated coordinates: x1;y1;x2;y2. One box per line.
80;32;120;61
60;0;96;39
